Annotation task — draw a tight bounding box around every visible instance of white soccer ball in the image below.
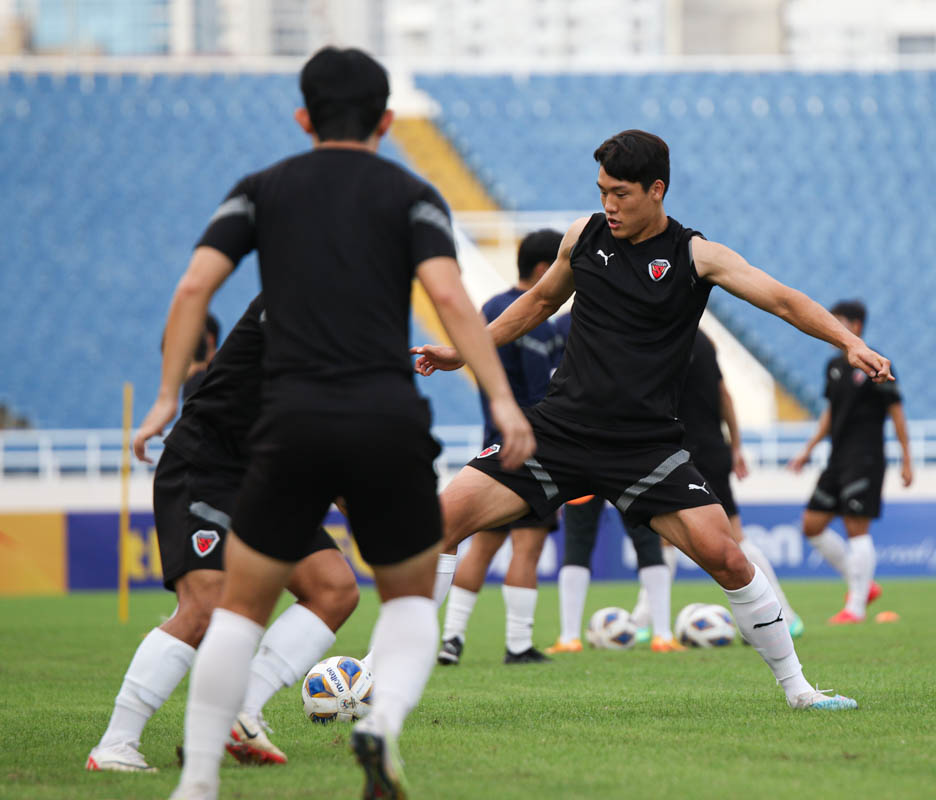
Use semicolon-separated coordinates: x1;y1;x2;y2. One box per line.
301;656;374;724
586;606;639;650
675;603;736;648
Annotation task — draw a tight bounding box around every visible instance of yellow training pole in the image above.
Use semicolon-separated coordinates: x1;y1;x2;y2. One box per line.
118;382;133;623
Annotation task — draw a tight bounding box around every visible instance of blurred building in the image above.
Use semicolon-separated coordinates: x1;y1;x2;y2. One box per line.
677;0;784;55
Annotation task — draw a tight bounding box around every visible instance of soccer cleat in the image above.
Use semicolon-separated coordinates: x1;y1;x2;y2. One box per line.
789;687;858;711
845;580;882;608
635;626;651;644
650;636;686;653
437;637;463;666
85;742;157;773
226;712;287;765
544;638;583;654
828;608;864;625
504;646;551;664
350;726;409;800
789;614;805;638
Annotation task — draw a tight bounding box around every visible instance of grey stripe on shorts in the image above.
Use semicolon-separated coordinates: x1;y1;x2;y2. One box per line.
189;500;231;530
614;449;691;514
841;477;870;499
524;457;559;501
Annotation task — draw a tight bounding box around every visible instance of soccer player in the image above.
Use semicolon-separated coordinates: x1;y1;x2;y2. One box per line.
789;299;913;623
133;47;533;800
439;229;564;667
88;296;358;773
414;129;895;711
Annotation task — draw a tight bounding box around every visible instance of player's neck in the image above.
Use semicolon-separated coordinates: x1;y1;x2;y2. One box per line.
624;209;669;245
516;279;535;291
315;138;379;154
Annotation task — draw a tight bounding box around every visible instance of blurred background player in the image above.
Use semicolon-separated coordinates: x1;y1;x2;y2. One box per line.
89;295;359;773
438;229;564;667
134;47;534;800
790;300;913;624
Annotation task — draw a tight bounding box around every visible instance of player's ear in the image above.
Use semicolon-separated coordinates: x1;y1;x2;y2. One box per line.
650;179;665;201
375;108;394;138
294;107;314;135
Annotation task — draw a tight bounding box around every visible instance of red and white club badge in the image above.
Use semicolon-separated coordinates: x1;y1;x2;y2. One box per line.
648;259;672;281
477;444;501;459
853;369;868;385
192;530;220;557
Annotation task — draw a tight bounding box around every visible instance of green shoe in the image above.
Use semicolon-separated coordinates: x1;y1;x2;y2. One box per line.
789;614;805;639
635;627;651;644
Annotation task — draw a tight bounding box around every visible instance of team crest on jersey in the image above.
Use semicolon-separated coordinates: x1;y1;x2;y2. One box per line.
477;444;501;459
853;369;868;386
648;259;672;281
192;530;220;557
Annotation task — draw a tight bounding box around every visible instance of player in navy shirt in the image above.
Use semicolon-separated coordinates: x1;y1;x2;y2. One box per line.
440;230;565;666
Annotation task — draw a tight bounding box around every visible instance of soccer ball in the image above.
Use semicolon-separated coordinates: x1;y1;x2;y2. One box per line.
301;656;374;723
586;607;639;649
675;603;736;648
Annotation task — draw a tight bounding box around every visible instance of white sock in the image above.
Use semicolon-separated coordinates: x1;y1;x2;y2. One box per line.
808;529;848;577
359;596;437;738
662;544;678;577
845;534;876;618
639;564;673;640
177;609;263;795
558;565;590;643
630;586;650;628
99;628;195;749
739;538;796;621
442;586;478;644
503;584;537;654
433;553;457;607
242;604;336;719
723;566;811;703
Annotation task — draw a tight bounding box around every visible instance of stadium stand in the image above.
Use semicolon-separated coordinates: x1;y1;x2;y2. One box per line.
0;71;480;429
415;71;936;418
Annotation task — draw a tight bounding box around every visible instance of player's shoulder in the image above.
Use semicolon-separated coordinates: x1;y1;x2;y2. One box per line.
568;213;604;258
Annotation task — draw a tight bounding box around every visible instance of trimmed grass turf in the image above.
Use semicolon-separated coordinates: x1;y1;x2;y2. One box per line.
0;579;934;799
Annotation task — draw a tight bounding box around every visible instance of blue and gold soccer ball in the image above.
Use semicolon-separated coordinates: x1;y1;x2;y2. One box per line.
301;656;374;723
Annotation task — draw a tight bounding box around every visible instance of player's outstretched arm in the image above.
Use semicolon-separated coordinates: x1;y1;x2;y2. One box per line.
718;379;748;479
415;256;535;470
889;402;914;487
133;247;234;462
693;238;894;383
411;217;585;376
788;406;830;473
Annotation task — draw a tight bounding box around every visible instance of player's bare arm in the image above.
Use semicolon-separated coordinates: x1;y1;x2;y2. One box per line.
788;406;831;473
692;238;893;383
133;246;234;461
412;217;585;375
415;256;535;470
719;379;748;479
889;402;914;487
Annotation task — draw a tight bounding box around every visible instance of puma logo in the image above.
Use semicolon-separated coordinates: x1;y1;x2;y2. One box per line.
597;249;614;266
688;483;709;494
752;610;784;630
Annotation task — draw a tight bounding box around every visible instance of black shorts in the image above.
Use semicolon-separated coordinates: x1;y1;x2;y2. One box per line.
154;447;337;590
488;510;559;535
467;407;720;527
806;455;886;518
233;400;442;566
692;446;737;518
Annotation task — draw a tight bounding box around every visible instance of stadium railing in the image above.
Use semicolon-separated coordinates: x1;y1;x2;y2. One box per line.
2;423;934;482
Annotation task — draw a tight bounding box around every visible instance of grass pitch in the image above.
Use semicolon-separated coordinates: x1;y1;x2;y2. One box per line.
1;579;934;799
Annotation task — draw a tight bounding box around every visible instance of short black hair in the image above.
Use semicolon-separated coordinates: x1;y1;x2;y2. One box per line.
300;46;389;142
204;313;220;344
593;130;670;196
517;229;563;280
830;299;867;325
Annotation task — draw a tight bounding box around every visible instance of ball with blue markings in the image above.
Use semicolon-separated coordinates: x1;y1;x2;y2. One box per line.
586;607;639;650
675;604;736;648
301;656;374;723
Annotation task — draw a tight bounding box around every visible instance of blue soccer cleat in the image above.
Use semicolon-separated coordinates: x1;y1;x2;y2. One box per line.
790;687;858;711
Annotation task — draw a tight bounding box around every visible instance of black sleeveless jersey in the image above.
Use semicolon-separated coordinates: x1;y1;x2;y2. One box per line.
541;213;711;436
163;294;265;471
679;330;728;455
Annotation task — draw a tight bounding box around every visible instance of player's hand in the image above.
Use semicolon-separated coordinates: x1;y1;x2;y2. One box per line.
489;395;536;471
845;342;893;383
787;450;809;473
411;344;464;376
133;394;177;463
901;459;914;488
732;447;749;480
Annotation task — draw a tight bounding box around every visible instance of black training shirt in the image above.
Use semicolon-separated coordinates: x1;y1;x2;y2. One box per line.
542;213;711;437
196;149;456;406
679;330;727;455
824;354;901;461
164;295;265;471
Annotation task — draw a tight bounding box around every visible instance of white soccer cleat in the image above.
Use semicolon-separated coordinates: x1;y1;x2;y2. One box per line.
85;742;157;773
789;687;858;711
226;711;287;765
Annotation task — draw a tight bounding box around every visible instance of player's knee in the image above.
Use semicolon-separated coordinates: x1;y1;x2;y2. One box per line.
722;542;751;579
171;597;217;646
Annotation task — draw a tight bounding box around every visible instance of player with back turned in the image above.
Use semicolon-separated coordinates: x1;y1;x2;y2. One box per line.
132;47;533;800
415;129;896;712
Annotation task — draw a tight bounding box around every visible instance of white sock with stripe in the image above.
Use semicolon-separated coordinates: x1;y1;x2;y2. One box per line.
844;534;876;618
442;586;478;644
503;584;537;654
558;565;590;643
808;529;848;577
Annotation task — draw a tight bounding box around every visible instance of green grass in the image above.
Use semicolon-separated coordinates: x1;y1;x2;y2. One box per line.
1;580;934;799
